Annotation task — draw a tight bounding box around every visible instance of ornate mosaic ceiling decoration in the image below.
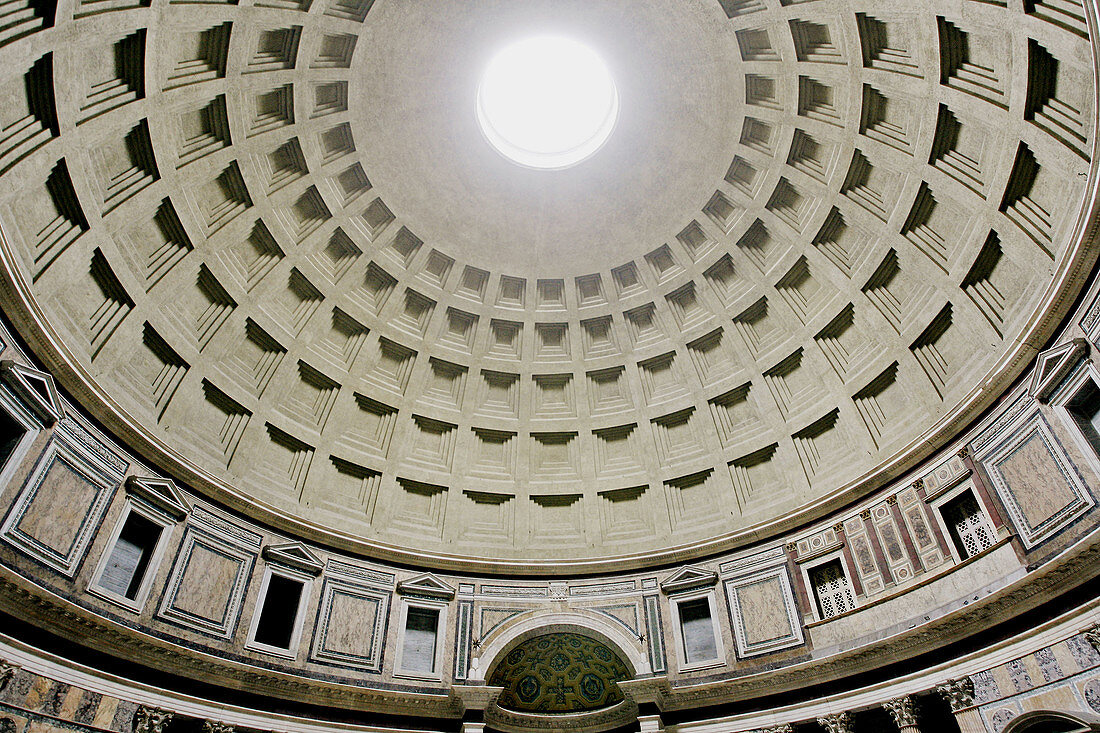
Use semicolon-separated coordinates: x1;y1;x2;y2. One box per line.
489;633;631;714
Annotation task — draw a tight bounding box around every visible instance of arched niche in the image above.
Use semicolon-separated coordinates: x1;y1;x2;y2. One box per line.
1003;710;1100;733
472;610;652;683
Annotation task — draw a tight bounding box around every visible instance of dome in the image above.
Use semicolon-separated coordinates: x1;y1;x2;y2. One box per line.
0;0;1095;572
0;0;1097;732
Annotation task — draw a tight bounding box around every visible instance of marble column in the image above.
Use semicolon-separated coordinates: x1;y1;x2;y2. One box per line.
817;712;853;733
883;695;920;733
937;678;986;733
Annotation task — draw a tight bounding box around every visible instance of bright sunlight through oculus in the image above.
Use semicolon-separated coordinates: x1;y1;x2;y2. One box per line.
477;36;619;170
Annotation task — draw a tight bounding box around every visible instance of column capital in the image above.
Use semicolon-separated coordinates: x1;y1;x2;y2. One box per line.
0;660;19;692
883;695;917;728
761;725;793;733
936;677;975;712
1083;624;1100;654
133;707;174;733
202;722;234;733
817;712;853;733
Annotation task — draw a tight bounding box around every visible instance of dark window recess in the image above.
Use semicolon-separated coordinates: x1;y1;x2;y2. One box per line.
99;512;162;600
0;408;26;474
253;574;304;649
1068;379;1100;456
678;597;718;663
941;490;995;560
402;607;440;673
809;559;856;619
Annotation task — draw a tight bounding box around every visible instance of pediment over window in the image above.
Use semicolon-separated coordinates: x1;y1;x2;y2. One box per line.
659;565;717;594
262;542;324;576
124;476;190;520
397;572;455;600
0;360;63;425
1029;338;1089;402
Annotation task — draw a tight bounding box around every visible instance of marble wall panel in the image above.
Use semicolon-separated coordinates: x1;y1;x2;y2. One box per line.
979;415;1095;547
0;438;120;576
723;549;803;657
843;515;884;595
898;485;946;569
156;525;257;639
310;577;389;672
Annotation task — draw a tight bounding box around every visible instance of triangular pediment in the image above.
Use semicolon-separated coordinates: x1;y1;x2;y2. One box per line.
1029;338;1088;402
397;572;456;599
0;360;63;425
263;542;324;576
124;476;190;520
660;565;717;594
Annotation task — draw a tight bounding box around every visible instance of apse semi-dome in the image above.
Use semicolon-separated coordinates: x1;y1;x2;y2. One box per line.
0;0;1094;574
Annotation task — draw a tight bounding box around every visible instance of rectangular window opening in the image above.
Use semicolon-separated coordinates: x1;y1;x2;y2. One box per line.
810;559;855;619
253;574;304;649
98;512;162;600
1067;378;1100;457
402;606;440;674
678;597;718;664
0;408;26;474
940;489;995;560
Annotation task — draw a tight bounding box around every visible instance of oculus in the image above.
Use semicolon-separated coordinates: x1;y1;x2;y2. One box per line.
477;36;619;169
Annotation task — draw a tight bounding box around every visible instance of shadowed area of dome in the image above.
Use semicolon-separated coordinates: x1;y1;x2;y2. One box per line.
489;632;632;713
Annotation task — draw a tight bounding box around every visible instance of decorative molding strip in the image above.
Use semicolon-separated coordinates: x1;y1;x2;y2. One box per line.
325;559;394;587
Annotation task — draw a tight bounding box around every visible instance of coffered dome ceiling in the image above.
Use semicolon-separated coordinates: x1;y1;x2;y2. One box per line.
0;0;1095;571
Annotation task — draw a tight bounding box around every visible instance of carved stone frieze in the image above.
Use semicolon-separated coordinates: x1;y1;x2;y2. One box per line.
937;677;975;712
761;725;794;733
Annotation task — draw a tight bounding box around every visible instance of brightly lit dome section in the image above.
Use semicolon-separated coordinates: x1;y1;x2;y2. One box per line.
476;36;619;169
